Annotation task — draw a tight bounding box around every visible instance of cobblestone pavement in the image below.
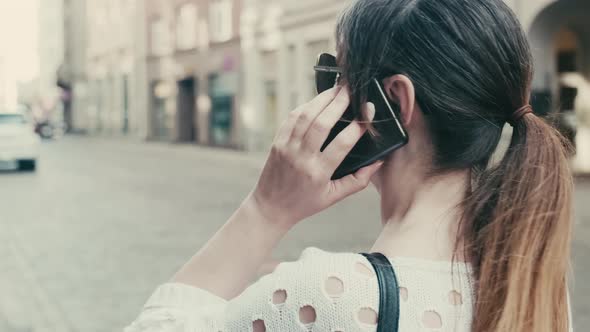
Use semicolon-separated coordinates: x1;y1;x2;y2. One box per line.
0;137;588;331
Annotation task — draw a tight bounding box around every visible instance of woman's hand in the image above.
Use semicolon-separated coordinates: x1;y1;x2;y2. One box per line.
249;87;383;229
172;87;382;299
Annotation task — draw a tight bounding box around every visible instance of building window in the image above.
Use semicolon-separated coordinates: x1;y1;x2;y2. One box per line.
89;3;108;56
198;19;210;51
262;51;278;132
176;3;198;50
150;17;170;56
209;0;233;42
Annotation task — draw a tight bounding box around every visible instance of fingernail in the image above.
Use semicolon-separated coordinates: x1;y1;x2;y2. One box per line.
366;102;376;121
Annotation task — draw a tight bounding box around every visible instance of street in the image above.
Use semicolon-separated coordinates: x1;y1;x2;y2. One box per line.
0;137;588;332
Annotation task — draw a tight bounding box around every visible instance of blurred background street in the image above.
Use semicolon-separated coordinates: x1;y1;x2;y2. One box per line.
8;0;590;170
0;138;588;332
0;0;588;331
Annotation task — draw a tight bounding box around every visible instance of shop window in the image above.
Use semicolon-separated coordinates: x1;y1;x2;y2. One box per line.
209;73;235;146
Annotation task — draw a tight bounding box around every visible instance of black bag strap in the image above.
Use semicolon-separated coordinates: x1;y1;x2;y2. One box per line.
361;253;400;332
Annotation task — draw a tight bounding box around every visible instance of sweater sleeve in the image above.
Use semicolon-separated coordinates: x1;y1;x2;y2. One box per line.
125;247;381;332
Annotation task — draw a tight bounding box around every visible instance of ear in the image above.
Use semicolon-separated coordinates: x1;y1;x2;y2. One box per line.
382;75;417;126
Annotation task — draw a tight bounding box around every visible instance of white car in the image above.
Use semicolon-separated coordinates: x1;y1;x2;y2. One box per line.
0;112;40;171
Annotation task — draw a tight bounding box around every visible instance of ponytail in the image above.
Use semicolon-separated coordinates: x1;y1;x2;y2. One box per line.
461;113;573;332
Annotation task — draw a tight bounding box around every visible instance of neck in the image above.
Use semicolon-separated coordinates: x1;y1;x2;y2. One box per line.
371;165;470;262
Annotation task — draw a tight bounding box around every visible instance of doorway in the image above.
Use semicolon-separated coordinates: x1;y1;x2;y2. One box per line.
176;77;197;142
555;28;579;146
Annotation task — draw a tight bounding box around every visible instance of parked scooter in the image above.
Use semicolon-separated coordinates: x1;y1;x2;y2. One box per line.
35;120;66;139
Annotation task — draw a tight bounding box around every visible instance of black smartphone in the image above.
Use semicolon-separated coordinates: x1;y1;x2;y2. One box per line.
321;78;409;180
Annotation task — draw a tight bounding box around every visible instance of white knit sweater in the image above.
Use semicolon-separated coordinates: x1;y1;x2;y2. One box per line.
126;247;486;331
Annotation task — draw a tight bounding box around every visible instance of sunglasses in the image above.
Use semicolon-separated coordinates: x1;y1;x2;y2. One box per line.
314;53;343;94
314;53;428;115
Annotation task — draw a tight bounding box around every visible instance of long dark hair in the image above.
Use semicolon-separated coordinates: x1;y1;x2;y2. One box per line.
337;0;573;331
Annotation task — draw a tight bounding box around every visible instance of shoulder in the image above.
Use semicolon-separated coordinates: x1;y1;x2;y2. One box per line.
224;247;380;331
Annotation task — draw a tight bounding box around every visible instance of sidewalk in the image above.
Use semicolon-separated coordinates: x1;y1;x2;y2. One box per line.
67;134;590;178
59;135;269;168
3;135;586;331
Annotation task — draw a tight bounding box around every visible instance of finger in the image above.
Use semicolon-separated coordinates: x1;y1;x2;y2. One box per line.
274;105;305;145
317;103;375;164
329;161;384;202
290;87;341;143
301;88;351;151
322;120;366;167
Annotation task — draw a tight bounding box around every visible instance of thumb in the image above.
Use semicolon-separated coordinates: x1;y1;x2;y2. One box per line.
331;161;384;200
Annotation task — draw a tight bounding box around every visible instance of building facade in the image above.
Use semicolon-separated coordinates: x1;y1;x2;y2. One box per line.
242;0;352;151
37;0;65;118
241;0;590;170
58;0;87;132
240;0;283;150
145;0;243;147
48;0;590;169
85;0;148;137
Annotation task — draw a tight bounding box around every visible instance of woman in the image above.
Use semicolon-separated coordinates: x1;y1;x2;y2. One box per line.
127;0;574;331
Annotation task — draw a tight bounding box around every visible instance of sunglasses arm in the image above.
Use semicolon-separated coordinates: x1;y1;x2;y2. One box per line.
313;66;343;74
